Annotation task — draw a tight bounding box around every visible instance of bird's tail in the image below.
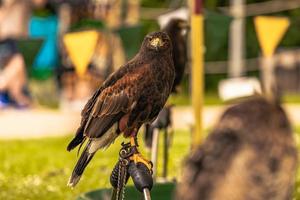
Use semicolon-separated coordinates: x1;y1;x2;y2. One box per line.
67;126;84;151
67;141;95;187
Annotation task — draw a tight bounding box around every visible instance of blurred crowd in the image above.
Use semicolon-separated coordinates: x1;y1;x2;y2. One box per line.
0;0;140;110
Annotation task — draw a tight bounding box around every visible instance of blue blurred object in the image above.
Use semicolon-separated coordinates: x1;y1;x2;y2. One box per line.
28;15;59;70
0;92;10;108
0;88;31;109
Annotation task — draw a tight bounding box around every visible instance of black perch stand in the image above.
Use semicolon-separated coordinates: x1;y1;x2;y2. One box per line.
110;142;153;200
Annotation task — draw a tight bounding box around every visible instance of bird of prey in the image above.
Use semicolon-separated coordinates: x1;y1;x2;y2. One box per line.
163;18;188;93
176;97;297;200
67;31;175;187
143;19;188;148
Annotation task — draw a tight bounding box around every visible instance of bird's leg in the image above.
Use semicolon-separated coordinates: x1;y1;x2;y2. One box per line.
129;136;153;173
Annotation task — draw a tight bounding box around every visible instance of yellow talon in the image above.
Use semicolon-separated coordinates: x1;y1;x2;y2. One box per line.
129;136;153;172
130;137;136;147
130;153;153;172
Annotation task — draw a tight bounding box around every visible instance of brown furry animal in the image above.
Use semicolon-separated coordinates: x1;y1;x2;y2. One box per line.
176;97;298;200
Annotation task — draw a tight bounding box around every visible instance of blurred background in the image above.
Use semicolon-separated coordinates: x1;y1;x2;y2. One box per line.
0;0;300;199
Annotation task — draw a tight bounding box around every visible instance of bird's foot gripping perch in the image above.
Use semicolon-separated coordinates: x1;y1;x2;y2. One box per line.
110;137;153;200
128;137;153;172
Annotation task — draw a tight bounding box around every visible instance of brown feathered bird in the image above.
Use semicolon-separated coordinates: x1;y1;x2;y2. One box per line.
67;31;175;187
176;97;298;200
143;19;188;147
163;18;188;93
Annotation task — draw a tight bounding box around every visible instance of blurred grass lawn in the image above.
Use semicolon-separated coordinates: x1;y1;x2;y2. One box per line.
168;92;223;106
168;93;300;106
29;77;300;108
0;130;191;200
0;128;299;200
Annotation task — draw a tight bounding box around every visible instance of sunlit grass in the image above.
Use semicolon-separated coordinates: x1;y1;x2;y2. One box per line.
168;92;223;106
0;130;190;200
283;93;300;104
293;127;300;200
1;127;299;199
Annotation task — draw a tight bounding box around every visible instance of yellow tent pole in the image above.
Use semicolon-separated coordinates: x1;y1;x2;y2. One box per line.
190;0;204;148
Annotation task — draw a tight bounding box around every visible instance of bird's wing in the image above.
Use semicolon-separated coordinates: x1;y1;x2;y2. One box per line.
83;88;130;139
83;64;149;139
67;62;134;151
81;63;132;119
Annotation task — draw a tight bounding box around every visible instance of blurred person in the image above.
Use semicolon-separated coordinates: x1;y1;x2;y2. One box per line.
93;0;140;28
0;0;30;38
32;0;47;8
58;0;126;110
176;97;297;200
27;0;61;106
29;0;59;74
0;0;31;108
58;1;100;107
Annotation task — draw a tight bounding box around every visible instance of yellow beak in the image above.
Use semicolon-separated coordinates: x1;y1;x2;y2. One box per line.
150;37;163;48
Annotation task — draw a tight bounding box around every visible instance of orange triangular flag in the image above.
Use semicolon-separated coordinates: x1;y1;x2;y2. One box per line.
63;30;99;77
254;16;290;57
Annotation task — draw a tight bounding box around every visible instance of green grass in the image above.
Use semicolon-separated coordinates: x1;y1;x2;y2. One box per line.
168;92;223;106
169;92;300;106
0;131;190;200
168;93;190;106
169;89;300;107
204;92;223;105
293;127;300;199
1;128;300;200
283;93;300;104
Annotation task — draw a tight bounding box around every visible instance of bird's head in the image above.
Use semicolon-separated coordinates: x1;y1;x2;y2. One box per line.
143;31;172;52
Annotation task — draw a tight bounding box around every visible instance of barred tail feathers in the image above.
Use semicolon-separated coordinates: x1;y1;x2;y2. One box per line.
67;141;95;187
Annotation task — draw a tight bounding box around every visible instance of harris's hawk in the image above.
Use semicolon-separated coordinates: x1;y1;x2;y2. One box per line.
143;19;188;148
67;31;175;187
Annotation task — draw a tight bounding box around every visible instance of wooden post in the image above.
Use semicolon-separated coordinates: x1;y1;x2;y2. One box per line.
261;56;276;100
229;0;245;77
